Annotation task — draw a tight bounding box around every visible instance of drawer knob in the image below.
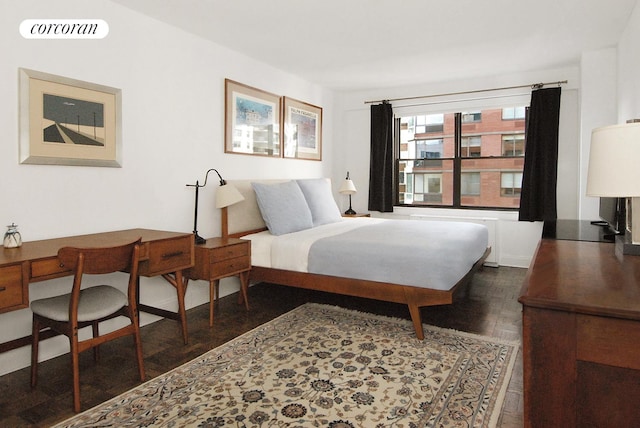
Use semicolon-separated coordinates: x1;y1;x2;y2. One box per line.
0;286;5;292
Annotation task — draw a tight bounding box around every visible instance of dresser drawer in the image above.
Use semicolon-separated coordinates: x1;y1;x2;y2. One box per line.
209;242;249;262
0;264;27;312
142;236;193;275
211;255;251;278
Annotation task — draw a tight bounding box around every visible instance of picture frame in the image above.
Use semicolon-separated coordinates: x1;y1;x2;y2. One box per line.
283;96;322;161
224;79;281;157
19;68;122;167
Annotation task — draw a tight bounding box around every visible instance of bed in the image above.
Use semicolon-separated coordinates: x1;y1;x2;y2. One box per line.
224;178;491;340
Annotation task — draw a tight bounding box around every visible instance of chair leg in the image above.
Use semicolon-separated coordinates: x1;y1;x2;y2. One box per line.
128;307;145;382
70;332;81;413
30;317;40;388
92;321;100;362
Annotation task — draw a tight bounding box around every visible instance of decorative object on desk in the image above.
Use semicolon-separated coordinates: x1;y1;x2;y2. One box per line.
19;68;122;167
186;169;244;244
587;120;640;254
53;303;518;428
283;96;323;160
225;79;281;157
3;223;22;248
339;171;357;215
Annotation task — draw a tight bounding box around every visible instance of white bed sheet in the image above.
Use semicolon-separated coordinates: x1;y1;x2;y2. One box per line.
243;217;385;270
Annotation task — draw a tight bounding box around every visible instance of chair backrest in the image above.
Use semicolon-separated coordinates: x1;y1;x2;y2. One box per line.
58;239;142;276
56;238;142;324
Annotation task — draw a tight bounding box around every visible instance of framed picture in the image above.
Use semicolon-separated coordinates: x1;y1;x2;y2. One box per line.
224;79;281;157
283;97;322;161
19;68;122;167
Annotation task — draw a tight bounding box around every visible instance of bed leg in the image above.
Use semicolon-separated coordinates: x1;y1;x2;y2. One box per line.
407;304;424;340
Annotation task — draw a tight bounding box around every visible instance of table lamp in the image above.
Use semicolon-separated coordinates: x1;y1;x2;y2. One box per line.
339;171;357;215
186;169;244;244
586;121;640;254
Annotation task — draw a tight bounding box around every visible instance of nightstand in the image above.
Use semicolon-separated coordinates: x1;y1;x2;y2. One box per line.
189;237;251;327
342;213;371;217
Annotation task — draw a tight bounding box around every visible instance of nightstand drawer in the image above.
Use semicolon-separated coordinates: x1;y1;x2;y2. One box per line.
143;236;193;275
211;255;251;278
0;264;27;312
209;242;249;262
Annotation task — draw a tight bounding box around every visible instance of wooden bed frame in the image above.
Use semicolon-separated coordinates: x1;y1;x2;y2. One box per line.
223;180;491;340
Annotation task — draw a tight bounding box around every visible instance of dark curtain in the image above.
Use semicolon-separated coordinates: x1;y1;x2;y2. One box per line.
369;102;394;212
519;87;562;221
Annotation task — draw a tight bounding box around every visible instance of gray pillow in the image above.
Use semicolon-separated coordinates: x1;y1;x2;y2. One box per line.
296;178;343;226
252;181;313;235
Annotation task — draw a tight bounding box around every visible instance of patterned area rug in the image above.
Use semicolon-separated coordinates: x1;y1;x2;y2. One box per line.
55;303;519;428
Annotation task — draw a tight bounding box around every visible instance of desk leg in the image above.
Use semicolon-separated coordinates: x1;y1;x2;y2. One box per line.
160;271;189;344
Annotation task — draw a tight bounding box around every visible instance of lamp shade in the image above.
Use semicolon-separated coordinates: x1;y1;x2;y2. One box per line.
339;179;357;195
215;183;244;208
586;122;640;197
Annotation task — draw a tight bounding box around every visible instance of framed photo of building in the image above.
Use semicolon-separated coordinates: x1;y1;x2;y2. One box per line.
19;68;122;167
283;97;322;161
224;79;281;157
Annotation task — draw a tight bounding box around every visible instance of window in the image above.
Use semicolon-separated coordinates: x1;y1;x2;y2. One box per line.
502;106;526;120
502;134;525;156
397;106;527;209
461;136;481;157
501;172;523;196
461;172;480;195
462;111;481;123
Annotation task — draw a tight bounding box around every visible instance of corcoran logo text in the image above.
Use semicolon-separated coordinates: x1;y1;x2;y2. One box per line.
20;19;109;39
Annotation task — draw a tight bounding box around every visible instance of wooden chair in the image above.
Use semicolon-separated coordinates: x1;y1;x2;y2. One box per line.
30;239;145;413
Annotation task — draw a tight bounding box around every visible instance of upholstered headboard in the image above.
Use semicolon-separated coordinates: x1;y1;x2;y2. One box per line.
225;179;288;237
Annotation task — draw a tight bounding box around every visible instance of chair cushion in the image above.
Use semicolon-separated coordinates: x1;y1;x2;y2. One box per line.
30;285;127;322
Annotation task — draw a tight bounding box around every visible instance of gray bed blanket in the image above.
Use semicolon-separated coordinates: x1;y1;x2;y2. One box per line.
307;220;489;291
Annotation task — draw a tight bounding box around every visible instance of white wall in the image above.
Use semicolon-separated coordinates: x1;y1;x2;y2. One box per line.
0;0;335;375
618;1;640;122
579;49;619;220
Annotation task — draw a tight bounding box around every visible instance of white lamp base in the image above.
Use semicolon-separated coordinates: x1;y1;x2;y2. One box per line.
616;197;640;256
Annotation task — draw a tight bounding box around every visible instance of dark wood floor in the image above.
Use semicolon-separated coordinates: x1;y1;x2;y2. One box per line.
0;266;526;427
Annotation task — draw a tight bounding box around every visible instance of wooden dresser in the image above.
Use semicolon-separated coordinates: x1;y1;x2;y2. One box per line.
519;238;640;427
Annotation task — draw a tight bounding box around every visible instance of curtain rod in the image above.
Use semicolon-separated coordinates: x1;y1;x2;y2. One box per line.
364;80;568;105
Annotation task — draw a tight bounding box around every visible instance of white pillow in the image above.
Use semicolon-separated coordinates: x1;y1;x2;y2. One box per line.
252;181;313;235
296;178;343;226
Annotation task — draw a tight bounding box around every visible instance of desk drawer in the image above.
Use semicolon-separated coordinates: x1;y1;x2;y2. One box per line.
0;264;27;312
143;236;193;275
31;257;70;279
211;255;251;278
209;242;249;262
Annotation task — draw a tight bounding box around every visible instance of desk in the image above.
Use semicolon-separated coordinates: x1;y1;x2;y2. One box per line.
0;229;194;350
519;239;640;426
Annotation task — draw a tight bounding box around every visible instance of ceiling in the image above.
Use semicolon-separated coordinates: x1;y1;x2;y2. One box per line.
112;0;638;91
